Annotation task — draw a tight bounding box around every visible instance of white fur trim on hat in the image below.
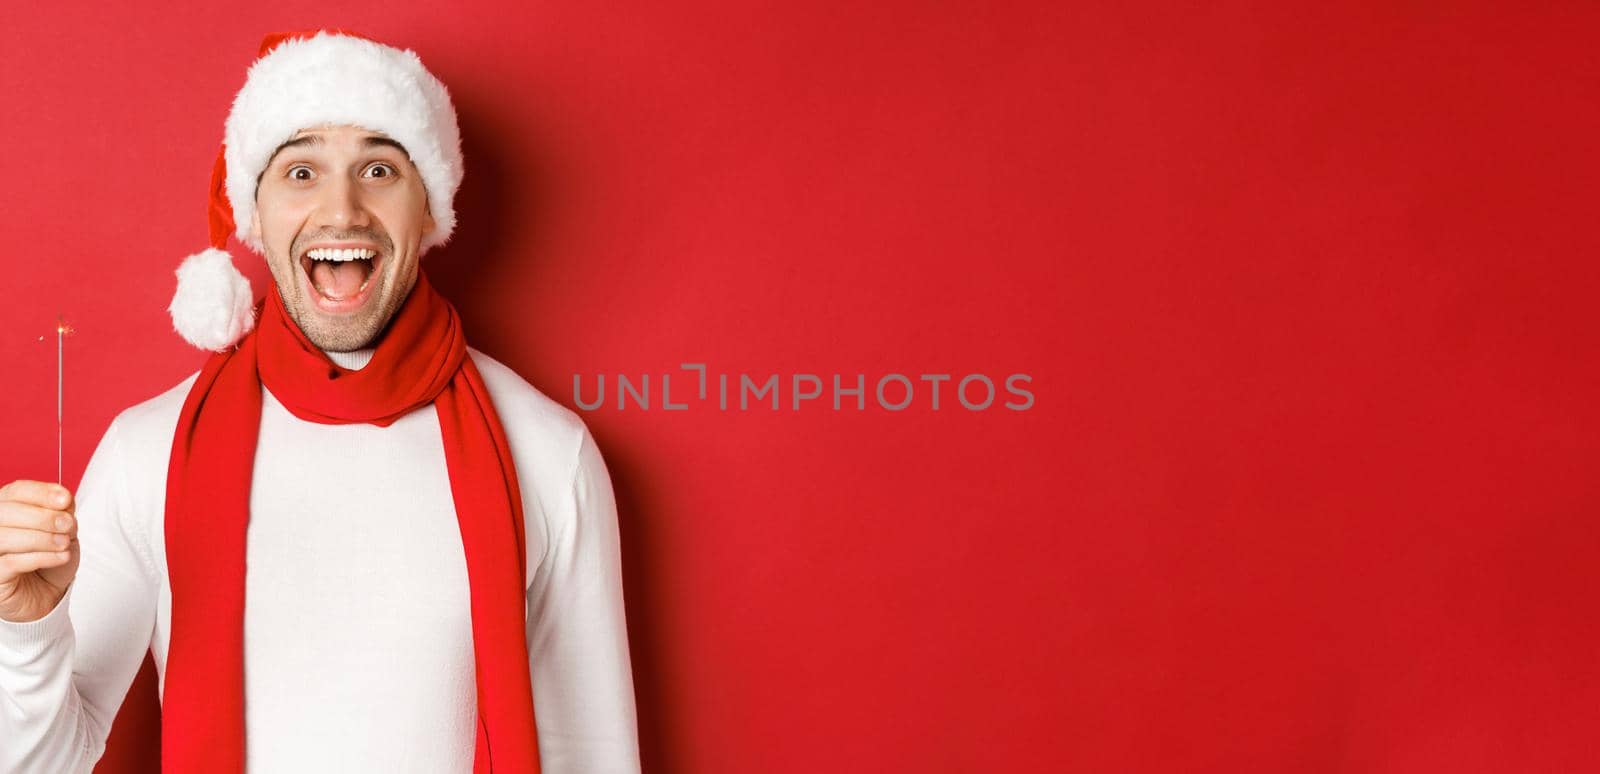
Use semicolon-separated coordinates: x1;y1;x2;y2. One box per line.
169;247;256;351
223;30;464;256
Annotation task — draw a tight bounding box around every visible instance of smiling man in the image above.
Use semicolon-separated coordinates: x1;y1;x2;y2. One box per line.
259;124;431;351
0;29;642;773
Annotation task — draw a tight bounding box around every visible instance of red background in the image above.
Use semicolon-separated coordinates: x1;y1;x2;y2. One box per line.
2;2;1597;772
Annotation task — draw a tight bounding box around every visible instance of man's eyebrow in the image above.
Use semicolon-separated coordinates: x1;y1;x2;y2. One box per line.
258;133;413;184
263;134;410;167
264;133;323;169
362;136;410;156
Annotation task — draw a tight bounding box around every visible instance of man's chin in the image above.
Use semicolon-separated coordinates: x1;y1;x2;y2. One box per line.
303;323;382;352
290;300;386;351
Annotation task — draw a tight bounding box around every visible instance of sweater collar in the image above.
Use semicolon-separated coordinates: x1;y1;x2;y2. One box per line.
322;347;376;371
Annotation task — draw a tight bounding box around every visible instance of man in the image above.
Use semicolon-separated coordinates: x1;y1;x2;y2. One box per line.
0;29;642;773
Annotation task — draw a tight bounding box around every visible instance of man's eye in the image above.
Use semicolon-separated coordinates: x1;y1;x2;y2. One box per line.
365;163;397;179
287;165;314;181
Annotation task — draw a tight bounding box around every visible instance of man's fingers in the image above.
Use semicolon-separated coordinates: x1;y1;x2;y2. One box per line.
0;549;74;578
0;480;73;510
0;526;74;555
0;500;75;536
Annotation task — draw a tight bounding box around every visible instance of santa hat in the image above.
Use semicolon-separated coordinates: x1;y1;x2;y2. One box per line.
168;28;464;350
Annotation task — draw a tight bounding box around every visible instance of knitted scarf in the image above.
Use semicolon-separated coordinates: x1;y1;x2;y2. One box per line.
161;270;542;772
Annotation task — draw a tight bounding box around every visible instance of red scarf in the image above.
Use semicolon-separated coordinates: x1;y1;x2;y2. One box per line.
161;271;542;772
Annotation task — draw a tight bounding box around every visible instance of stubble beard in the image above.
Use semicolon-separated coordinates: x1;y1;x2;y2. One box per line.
269;250;416;353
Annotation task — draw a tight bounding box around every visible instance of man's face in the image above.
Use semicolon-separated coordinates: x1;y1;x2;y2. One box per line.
251;123;436;352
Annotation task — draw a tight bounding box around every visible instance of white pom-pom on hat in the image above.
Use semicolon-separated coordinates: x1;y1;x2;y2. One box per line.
168;27;463;351
168;120;253;350
169;247;256;351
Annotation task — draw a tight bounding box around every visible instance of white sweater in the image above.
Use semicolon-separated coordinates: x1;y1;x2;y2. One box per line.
0;347;642;773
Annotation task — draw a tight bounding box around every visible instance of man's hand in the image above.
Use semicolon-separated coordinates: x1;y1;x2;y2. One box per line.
0;480;80;623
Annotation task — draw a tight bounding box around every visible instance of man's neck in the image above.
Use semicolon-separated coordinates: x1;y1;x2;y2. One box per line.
324;347;376;371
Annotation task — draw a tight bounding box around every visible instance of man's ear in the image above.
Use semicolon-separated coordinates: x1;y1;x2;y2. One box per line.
423;207;436;237
247;211;261;245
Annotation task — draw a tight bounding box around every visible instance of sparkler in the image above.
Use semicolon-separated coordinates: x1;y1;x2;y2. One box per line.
38;318;74;483
57;318;71;484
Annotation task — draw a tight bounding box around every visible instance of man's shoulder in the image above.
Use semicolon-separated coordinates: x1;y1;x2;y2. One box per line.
467;347;592;475
108;370;202;448
82;369;203;508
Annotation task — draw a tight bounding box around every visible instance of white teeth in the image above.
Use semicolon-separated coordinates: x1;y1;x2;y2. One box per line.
305;247;377;261
305;246;378;302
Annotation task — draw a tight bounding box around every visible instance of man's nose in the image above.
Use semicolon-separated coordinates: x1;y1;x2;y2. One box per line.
313;172;372;230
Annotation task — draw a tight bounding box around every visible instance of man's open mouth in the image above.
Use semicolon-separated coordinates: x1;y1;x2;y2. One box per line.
299;246;382;303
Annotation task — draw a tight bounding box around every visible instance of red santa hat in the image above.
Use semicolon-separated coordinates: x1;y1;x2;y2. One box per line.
168;28;464;350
